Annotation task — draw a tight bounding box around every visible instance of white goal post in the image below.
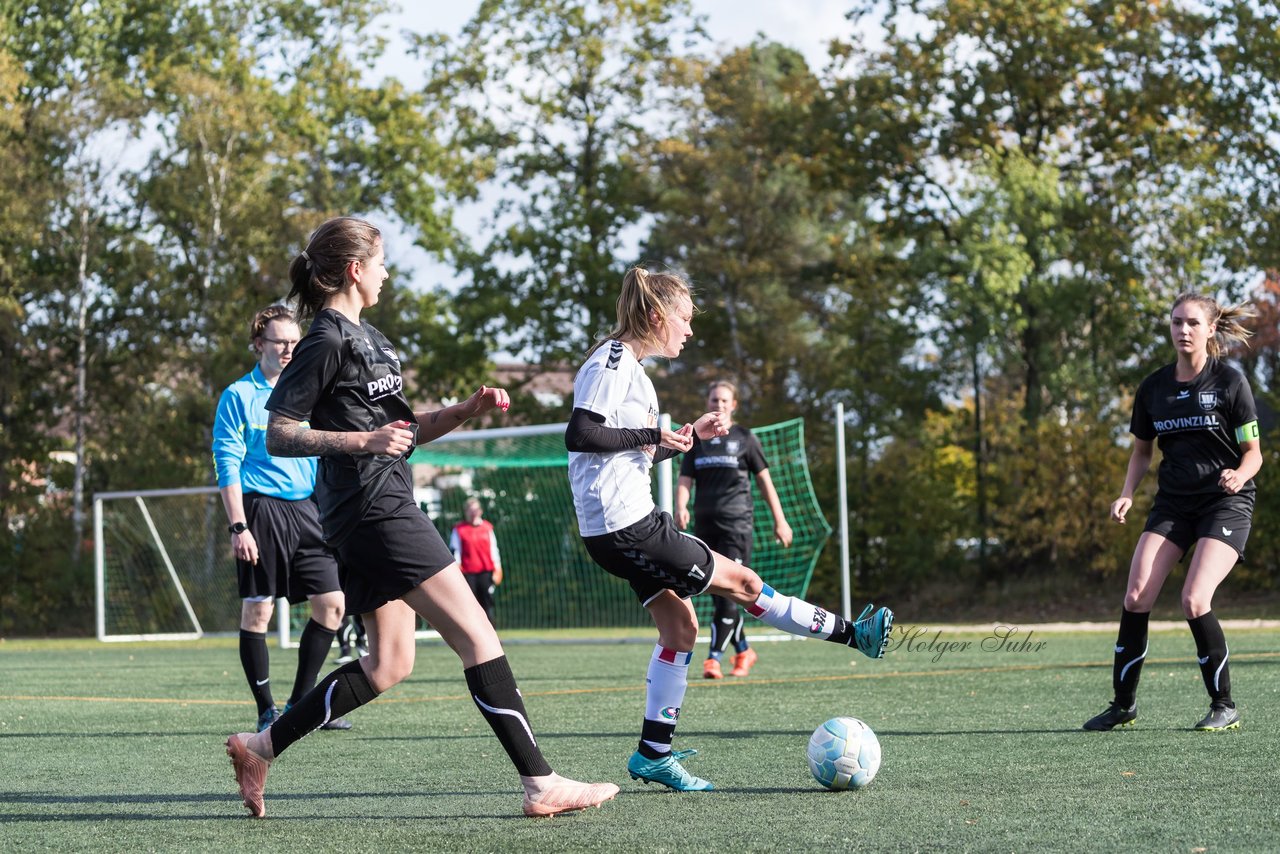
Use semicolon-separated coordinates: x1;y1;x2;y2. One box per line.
94;486;299;644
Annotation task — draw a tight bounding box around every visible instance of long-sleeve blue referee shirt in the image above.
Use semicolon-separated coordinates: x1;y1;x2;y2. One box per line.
212;365;317;500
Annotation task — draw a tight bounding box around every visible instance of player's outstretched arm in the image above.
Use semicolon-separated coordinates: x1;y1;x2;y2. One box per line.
691;411;729;440
413;385;511;445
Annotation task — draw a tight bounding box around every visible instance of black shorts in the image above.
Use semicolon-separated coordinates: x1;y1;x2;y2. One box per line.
694;521;752;566
1143;490;1254;558
237;494;341;603
583;508;715;605
333;464;456;615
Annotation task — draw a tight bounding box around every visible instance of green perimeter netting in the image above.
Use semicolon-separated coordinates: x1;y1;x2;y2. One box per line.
408;418;832;631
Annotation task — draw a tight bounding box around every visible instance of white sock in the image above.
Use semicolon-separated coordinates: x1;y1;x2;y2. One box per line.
641;646;690;756
746;584;837;640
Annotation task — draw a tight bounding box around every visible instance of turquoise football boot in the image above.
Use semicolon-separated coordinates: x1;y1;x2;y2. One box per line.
851;603;894;659
626;749;714;791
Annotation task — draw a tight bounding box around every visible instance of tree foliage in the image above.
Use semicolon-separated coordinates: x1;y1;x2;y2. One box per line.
421;0;706;367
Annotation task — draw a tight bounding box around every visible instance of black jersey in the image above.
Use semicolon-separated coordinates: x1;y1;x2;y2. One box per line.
679;424;768;529
267;309;418;546
1130;358;1259;497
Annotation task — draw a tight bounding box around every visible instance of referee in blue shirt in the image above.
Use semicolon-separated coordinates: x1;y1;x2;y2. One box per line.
213;304;351;733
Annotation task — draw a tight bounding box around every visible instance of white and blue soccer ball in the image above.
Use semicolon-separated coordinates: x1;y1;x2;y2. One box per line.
807;716;881;790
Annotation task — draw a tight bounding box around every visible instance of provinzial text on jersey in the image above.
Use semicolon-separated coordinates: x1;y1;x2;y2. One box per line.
367;375;404;398
693;455;740;468
1152;414;1220;432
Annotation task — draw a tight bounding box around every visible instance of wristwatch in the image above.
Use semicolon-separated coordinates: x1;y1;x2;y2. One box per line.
228;522;248;535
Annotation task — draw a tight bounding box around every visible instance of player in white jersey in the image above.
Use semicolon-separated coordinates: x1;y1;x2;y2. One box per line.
566;265;895;792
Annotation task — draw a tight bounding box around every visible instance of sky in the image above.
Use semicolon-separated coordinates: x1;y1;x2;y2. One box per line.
371;1;876;295
384;0;867;75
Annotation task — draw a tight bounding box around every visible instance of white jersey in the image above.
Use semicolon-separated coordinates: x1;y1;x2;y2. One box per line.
568;340;660;536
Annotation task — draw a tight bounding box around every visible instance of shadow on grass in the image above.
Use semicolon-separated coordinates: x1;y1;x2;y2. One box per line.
0;789;592;823
0;731;235;739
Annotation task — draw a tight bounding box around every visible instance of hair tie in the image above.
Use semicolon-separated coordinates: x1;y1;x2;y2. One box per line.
300;249;312;269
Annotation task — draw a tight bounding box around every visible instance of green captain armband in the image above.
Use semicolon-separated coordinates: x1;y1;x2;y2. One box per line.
1235;420;1259;443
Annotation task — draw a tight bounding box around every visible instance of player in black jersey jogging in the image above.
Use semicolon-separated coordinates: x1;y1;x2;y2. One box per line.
566;266;893;793
1084;293;1260;733
675;381;792;680
224;216;617;819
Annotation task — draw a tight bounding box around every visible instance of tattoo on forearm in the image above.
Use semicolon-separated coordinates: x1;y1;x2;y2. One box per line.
267;419;347;457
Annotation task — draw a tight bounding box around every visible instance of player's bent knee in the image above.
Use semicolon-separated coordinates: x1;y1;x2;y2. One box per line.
712;557;761;602
366;658;413;692
1123;589;1154;613
1181;595;1212;619
662;623;698;650
241;601;273;632
311;593;344;629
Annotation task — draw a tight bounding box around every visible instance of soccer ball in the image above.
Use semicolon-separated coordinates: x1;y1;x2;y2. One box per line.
806;716;881;790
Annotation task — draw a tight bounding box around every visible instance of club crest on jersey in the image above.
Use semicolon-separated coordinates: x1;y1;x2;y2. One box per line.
1198;390;1217;411
726;440;739;454
381;347;400;365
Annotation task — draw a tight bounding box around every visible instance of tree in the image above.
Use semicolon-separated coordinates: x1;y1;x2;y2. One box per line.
646;40;942;597
421;0;707;371
645;42;840;415
825;0;1280;583
2;1;476;633
838;0;1279;424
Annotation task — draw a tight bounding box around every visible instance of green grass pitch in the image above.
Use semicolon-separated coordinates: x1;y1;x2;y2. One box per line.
3;626;1278;852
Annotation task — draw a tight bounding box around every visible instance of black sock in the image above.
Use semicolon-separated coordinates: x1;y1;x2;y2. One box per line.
271;660;378;756
337;617;355;652
239;629;274;714
709;595;734;656
1187;611;1233;709
289;619;338;706
1113;608;1149;707
826;615;855;646
637;719;676;760
731;609;748;654
464;656;553;777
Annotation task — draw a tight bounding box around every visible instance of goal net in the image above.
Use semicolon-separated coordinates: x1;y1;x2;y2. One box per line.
94;487;236;641
94;417;831;639
411;417;832;630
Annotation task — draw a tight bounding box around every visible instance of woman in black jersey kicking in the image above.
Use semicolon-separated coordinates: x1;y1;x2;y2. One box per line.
224;216;617;818
1084;293;1260;733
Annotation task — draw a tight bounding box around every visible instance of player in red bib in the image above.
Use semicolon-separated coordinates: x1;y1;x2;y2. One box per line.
450;498;504;625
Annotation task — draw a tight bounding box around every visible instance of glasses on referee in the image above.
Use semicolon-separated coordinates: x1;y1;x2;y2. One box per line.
261;336;299;350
